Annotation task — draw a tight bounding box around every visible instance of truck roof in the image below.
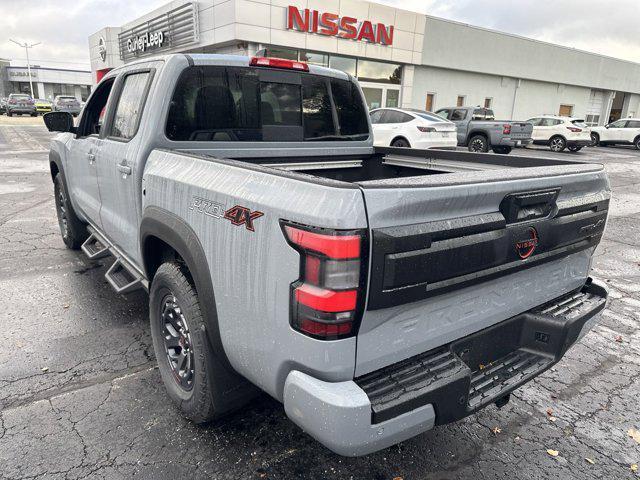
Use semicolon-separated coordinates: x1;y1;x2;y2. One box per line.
106;53;351;81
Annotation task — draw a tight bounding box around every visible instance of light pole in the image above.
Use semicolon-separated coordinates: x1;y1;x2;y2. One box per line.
9;39;41;98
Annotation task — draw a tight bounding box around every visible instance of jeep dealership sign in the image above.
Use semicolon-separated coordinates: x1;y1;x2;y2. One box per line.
118;2;199;61
286;6;394;45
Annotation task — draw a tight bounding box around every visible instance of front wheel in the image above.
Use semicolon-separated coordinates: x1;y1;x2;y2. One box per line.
6;112;12;117
590;133;600;146
53;174;88;249
492;146;512;154
150;262;219;424
634;137;640;150
549;136;567;152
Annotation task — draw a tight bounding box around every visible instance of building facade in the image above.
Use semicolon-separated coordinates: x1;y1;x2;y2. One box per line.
89;0;640;125
0;63;92;101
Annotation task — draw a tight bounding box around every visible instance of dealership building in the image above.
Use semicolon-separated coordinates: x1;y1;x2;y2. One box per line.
89;0;640;125
0;60;92;101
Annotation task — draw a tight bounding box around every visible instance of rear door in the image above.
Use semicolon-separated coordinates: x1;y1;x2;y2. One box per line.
354;165;610;375
96;67;154;262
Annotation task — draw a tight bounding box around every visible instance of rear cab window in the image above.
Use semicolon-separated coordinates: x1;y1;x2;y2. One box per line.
166;66;369;142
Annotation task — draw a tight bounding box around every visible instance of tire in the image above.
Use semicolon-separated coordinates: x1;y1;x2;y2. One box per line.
7;112;12;117
492;146;512;154
568;145;583;152
634;137;640;150
53;174;88;249
590;133;600;146
150;261;221;424
31;112;37;117
549;136;566;152
468;134;489;153
391;138;410;148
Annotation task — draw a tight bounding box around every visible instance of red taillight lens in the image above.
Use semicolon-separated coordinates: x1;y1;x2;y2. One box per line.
250;57;309;72
567;126;582;132
417;126;436;132
503;124;511;134
8;99;16;104
282;222;366;340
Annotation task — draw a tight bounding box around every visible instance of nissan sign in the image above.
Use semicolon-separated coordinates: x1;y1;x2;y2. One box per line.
286;6;394;45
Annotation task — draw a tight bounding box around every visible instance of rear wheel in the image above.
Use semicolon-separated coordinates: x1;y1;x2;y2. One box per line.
492;146;512;154
549;136;566;152
468;135;489;153
53;174;88;249
391;138;410;148
150;262;219;423
7;111;12;117
31;112;37;117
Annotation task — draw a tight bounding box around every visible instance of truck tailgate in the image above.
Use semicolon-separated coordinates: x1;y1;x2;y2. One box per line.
508;121;533;139
355;163;609;376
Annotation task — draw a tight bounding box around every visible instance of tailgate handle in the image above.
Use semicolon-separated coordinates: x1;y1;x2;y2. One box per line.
500;189;560;224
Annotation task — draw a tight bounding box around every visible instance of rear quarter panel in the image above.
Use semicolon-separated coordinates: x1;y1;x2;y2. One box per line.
142;150;367;400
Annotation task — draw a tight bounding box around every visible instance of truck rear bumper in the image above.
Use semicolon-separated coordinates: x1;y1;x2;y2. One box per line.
283;278;606;456
500;137;532;147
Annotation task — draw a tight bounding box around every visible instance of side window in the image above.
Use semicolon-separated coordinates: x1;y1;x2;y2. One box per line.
527;118;540;126
626;120;640;128
109;72;150;140
380;110;402;124
450;109;466;121
472;109;485;120
369;110;384;124
77;78;115;137
398;112;414;123
609;120;626;128
539;118;554;127
435;109;450;119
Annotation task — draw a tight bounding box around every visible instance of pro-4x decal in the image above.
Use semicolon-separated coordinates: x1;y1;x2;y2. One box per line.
223;205;264;232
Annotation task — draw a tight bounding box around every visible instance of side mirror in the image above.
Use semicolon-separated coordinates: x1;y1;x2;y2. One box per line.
43;111;75;133
605;124;610;129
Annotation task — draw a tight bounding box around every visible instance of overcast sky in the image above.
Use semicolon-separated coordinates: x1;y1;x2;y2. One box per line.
0;0;638;69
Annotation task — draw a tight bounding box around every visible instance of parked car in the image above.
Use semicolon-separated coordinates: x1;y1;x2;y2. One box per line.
435;106;532;154
53;95;81;116
0;98;6;114
6;93;36;117
526;116;591;152
369;107;457;149
590;118;640;149
34;99;53;115
43;54;609;457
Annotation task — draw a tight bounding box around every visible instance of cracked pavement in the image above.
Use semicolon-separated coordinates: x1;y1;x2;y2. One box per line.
0;125;638;479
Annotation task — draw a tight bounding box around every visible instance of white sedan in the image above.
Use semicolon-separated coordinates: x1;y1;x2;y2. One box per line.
370;108;457;149
590;118;640;149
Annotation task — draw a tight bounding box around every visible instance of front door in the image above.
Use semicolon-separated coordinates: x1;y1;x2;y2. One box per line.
601;119;627;141
97;69;153;264
65;77;116;227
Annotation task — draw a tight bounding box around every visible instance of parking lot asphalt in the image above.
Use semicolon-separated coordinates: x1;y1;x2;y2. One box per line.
0;125;638;480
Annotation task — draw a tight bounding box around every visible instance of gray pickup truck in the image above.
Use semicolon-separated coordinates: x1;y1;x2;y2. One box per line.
436;106;533;154
43;54;609;456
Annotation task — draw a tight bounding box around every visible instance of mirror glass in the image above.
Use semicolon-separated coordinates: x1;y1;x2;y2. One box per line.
43;112;74;133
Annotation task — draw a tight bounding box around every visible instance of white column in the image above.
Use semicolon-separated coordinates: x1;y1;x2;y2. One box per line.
36;82;45;99
74;85;82;101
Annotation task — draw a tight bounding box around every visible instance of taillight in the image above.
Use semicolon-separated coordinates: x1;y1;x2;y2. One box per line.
282;222;367;340
250;57;309;72
567;126;582;132
8;99;16;104
417;126;436;132
503;124;511;135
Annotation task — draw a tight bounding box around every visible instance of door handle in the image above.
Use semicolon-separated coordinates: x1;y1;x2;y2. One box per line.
117;163;132;176
87;153;95;164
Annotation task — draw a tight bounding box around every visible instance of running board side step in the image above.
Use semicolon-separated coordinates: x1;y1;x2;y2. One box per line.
83;226;148;294
81;233;110;259
105;258;146;294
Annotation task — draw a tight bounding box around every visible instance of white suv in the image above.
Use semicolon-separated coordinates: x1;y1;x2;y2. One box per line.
590;118;640;149
370;108;457;150
526;116;592;152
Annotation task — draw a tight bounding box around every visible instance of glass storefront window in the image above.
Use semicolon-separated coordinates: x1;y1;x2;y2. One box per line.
356;60;402;84
385;89;399;107
301;51;328;67
264;47;298;60
361;87;383;110
329;56;357;76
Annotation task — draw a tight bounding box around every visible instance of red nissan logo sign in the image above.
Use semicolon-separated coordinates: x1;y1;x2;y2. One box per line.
286;6;394;45
515;227;539;259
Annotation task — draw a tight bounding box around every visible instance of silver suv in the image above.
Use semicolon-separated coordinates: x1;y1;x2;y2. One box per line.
6;93;36;117
53;95;81;116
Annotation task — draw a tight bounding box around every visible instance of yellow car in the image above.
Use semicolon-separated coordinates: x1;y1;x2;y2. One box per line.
34;99;53;115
